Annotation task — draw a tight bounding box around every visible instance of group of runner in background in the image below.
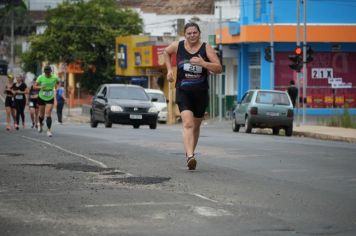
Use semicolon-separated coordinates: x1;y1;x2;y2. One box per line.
3;65;66;137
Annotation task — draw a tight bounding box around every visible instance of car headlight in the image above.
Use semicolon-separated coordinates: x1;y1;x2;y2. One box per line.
110;105;123;112
148;106;158;113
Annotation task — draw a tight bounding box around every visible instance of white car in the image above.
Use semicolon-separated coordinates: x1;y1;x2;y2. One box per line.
145;89;168;123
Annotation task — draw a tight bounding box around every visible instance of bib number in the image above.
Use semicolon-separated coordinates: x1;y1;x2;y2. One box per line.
15;95;23;99
183;63;202;74
43;90;53;96
29;102;34;107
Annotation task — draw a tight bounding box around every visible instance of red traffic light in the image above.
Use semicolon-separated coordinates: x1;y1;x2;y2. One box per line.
294;46;302;55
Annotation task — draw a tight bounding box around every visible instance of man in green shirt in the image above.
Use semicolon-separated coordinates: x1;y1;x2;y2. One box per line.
35;65;60;137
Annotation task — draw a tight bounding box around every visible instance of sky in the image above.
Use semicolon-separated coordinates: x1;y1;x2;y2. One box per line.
29;0;64;10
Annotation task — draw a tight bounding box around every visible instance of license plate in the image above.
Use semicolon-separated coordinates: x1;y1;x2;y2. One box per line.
266;112;280;116
130;114;142;119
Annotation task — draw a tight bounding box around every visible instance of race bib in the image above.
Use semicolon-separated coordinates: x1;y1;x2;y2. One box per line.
15;95;23;99
183;63;202;74
29;102;34;107
43;90;53;96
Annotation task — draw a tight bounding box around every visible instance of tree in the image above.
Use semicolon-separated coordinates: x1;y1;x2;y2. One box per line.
21;0;143;92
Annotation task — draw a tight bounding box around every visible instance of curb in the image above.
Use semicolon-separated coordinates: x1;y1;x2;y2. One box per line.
293;131;356;143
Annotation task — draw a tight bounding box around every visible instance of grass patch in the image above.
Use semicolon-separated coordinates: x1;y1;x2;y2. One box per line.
326;109;356;129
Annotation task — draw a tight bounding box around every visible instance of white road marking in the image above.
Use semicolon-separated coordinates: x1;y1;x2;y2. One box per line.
21;135;108;168
191;193;219;203
193;206;232;217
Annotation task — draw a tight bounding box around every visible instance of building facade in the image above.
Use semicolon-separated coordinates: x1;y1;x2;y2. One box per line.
219;0;356;115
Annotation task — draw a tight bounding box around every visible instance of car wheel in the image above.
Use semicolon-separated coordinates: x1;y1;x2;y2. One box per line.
104;113;112;128
244;116;252;133
90;112;98;128
232;119;240;132
149;123;157;129
285;125;293;137
272;128;280;135
133;124;140;129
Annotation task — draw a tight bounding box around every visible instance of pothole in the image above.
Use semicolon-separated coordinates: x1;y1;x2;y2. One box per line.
107;176;171;185
0;153;24;157
16;162;121;174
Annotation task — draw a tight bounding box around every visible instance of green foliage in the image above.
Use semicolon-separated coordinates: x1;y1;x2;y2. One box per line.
21;0;143;92
0;1;34;36
327;109;356;129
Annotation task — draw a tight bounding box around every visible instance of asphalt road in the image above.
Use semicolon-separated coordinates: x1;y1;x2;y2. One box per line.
1;112;356;236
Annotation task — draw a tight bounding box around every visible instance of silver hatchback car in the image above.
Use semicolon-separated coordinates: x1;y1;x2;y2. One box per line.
232;89;294;136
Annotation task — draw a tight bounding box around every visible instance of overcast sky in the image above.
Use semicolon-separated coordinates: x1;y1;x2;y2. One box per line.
29;0;64;10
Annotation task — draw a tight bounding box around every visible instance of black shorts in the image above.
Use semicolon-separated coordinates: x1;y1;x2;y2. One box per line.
176;88;209;118
29;99;39;108
5;96;15;108
37;97;54;106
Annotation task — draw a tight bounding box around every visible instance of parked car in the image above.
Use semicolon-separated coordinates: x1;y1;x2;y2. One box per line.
145;89;168;123
232;89;294;136
90;84;159;129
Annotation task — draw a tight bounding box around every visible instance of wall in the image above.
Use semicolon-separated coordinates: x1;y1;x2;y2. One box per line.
241;0;356;25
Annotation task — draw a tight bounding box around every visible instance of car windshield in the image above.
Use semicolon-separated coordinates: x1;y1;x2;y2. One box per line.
109;87;149;100
255;91;290;105
147;92;166;102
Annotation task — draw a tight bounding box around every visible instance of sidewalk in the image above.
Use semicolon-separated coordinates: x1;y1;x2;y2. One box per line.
66;106;356;144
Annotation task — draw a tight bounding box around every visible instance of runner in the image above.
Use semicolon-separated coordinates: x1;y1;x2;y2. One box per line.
35;65;60;137
28;79;40;129
163;22;222;170
12;74;28;130
4;74;16;131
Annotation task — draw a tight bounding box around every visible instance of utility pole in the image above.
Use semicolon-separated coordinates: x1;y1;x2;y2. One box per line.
269;0;275;88
296;0;301;127
218;5;223;121
302;0;307;124
10;0;14;73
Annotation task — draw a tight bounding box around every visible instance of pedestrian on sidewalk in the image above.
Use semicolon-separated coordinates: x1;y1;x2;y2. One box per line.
12;74;28;130
4;74;16;131
163;22;222;170
28;79;40;129
35;65;60;137
287;80;298;108
56;81;66;124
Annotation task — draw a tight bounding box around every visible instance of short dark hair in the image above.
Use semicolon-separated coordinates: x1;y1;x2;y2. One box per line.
44;65;52;72
184;22;201;33
290;80;295;85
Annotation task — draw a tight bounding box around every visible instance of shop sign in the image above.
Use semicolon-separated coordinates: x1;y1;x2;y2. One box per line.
118;44;127;68
152;45;167;66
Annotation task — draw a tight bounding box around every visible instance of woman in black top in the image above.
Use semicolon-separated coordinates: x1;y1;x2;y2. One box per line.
12;74;29;130
4;74;16;131
29;79;40;128
164;22;222;170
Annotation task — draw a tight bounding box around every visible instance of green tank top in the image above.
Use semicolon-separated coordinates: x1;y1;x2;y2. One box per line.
36;74;60;101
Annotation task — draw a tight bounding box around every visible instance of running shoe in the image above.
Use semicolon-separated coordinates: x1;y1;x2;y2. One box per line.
6;125;11;131
31;123;35;128
47;130;52;137
38;123;43;133
15;124;19;130
186;156;197;170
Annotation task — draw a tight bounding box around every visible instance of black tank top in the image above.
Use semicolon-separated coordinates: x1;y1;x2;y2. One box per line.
176;40;209;90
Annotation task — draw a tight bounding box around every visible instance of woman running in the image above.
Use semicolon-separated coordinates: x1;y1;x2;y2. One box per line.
12;74;28;130
35;65;60;137
29;79;40;129
4;74;16;131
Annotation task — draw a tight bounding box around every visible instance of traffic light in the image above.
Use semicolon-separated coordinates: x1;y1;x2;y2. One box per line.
306;45;314;63
264;46;272;62
289;46;303;72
